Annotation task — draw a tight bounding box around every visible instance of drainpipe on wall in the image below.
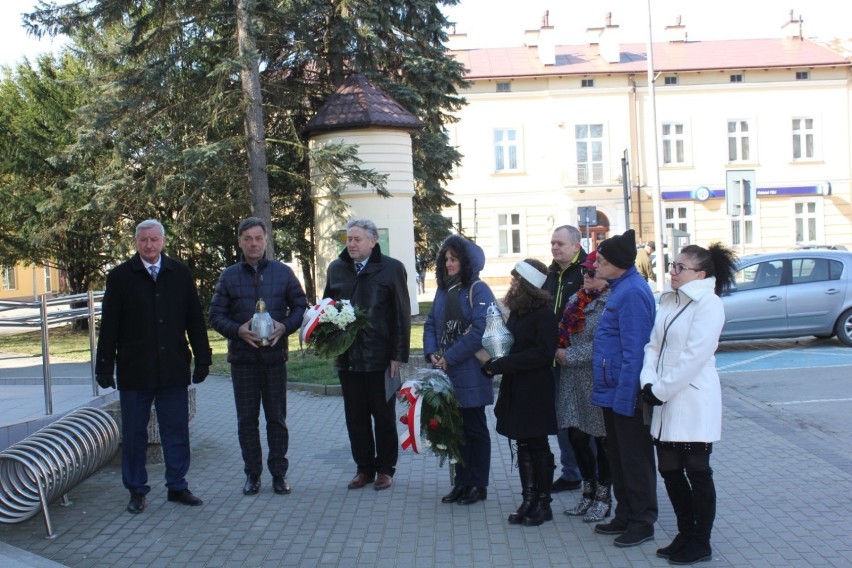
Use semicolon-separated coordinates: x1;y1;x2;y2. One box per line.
628;74;644;240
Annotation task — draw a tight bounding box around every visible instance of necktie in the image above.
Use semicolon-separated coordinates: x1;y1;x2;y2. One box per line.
355;262;364;274
149;265;159;281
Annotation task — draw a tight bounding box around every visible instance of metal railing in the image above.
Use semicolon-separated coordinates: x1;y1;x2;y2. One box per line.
0;291;103;415
0;407;119;538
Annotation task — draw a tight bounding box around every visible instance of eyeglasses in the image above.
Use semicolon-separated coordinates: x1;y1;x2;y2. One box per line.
669;262;701;275
581;267;596;278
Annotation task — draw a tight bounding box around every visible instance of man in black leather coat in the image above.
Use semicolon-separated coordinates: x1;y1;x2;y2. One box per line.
323;218;411;491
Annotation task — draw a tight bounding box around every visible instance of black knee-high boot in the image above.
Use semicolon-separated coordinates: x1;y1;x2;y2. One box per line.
670;469;715;565
508;446;535;524
657;469;695;559
522;450;554;526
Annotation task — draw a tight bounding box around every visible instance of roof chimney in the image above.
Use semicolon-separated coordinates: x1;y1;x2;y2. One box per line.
445;27;471;51
665;15;688;43
536;10;556;66
592;12;620;64
781;10;804;40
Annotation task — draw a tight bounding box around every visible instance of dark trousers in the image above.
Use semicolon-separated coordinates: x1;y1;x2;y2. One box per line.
339;370;398;477
454;406;491;487
568;428;610;485
602;407;658;530
231;363;289;477
120;385;190;495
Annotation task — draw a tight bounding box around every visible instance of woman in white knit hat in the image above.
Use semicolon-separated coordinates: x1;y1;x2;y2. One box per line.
482;258;558;527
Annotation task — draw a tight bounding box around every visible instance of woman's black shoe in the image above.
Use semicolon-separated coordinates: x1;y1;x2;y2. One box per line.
441;485;469;503
458;486;487;505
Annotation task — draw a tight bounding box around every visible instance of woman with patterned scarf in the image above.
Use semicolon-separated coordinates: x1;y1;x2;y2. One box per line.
555;250;613;523
424;235;495;505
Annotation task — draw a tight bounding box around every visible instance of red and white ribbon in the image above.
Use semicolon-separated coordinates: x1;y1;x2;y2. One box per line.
300;297;335;343
399;380;423;454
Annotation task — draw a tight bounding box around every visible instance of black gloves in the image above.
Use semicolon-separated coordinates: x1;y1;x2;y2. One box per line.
641;383;663;406
480;358;499;377
96;374;116;389
192;364;210;384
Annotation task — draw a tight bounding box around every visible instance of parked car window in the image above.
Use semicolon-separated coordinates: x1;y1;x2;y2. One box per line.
791;258;830;284
734;260;783;291
828;259;844;281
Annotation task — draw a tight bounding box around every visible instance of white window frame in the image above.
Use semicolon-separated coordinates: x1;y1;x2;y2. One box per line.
2;266;17;291
661;122;688;166
493;127;522;173
663;204;694;248
496;212;524;257
793;199;822;245
43;266;53;293
792;117;818;161
727;119;754;163
575;123;605;185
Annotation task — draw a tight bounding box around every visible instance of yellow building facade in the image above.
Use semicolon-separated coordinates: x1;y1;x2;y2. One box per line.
0;263;63;301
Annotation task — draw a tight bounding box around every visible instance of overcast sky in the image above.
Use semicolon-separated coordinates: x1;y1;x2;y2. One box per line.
2;0;850;69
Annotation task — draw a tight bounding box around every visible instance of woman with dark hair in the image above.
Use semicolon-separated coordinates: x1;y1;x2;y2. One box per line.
640;243;738;565
481;259;558;526
424;235;495;505
556;251;612;523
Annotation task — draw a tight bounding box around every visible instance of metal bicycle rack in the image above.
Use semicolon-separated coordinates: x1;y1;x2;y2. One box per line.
0;407;119;538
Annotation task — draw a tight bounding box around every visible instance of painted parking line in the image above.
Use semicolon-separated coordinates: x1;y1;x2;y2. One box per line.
716;341;852;372
769;398;852;405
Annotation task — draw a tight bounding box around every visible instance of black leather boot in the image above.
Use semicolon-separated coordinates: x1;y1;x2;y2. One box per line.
508;447;535;524
522;450;554;526
670;469;715;565
658;469;695;559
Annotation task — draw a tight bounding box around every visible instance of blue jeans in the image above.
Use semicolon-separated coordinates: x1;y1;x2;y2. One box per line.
554;367;581;481
556;428;582;481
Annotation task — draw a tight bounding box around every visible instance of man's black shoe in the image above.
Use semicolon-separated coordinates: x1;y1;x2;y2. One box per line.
613;526;655;548
127;493;146;514
167;488;203;506
594;517;629;535
552;477;582;492
458;486;487;505
272;475;291;495
243;474;261;496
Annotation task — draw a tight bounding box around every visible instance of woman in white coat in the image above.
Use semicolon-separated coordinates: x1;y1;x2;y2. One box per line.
640;243;737;566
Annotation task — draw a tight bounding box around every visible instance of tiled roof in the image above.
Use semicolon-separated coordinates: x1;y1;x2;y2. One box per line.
453;38;850;79
303;74;424;136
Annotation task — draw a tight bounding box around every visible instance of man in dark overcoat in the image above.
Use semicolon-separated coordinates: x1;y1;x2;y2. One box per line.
96;219;212;514
323;218;411;491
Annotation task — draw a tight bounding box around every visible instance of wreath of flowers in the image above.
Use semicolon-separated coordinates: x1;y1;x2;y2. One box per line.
300;298;370;358
398;369;464;467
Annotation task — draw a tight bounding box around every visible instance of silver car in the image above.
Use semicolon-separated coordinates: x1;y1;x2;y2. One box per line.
722;250;852;346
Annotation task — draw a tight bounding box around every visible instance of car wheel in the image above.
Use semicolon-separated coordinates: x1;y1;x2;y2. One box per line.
834;308;852;347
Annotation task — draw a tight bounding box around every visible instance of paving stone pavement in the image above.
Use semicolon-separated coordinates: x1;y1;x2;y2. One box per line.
1;370;851;568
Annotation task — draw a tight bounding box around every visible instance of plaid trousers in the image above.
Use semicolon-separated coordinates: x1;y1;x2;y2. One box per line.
231;363;289;477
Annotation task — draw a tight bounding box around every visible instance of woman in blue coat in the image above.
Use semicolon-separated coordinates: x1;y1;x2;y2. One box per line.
424;235;495;505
